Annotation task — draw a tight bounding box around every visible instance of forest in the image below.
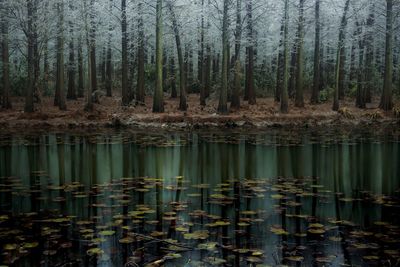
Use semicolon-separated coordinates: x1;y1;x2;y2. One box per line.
1;1;400;266
0;0;399;119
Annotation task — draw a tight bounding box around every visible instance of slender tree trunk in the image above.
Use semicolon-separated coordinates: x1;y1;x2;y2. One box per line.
199;0;206;106
275;19;284;103
295;0;305;107
25;0;35;112
311;0;320;104
218;0;229;114
153;0;164;112
121;0;129;106
355;21;366;108
230;0;242;110
136;1;145;104
90;0;97;95
170;56;177;98
77;37;85;98
333;0;350;111
365;5;374;103
246;0;256;105
56;0;67;111
1;0;11;109
167;0;186;111
380;0;394;111
105;0;113;97
280;0;289;113
33;0;40;104
67;1;76;100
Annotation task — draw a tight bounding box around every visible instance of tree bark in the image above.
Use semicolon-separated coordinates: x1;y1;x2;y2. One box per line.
218;0;229;114
311;0;320;104
25;0;35;112
56;0;67;111
295;0;305;107
121;0;129;106
230;0;242;110
153;0;164;112
1;0;11;109
380;0;394;111
280;0;289;113
136;0;145;104
333;0;350;111
67;0;76;100
246;0;256;105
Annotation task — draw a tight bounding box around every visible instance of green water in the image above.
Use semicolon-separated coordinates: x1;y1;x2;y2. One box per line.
0;131;399;266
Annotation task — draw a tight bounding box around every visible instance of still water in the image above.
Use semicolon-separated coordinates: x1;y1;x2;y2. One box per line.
0;130;399;266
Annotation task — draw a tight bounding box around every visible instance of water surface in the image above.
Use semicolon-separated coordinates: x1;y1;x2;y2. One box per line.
0;131;399;266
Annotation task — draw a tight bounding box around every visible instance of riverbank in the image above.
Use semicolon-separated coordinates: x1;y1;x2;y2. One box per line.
0;95;399;133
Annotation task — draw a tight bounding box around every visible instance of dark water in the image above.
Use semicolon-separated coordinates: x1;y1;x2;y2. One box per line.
0;131;399;266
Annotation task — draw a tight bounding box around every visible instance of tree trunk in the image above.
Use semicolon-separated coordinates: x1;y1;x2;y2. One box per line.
153;0;164;112
218;0;229;114
246;0;256;105
311;0;320;104
1;0;11;109
380;0;394;111
355;21;366;108
280;0;289;113
295;0;305;107
77;37;84;98
105;0;113;97
136;0;145;104
67;1;76;100
365;5;374;103
56;0;67;111
230;0;242;110
275;19;284;103
170;56;177;98
25;0;35;112
333;0;350;111
121;0;129;106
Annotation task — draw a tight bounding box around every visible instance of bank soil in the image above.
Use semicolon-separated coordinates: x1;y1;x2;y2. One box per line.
0;94;399;133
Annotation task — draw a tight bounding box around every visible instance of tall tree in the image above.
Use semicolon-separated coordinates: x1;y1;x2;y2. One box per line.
166;0;187;111
136;0;145;104
89;0;97;98
275;18;285;103
355;21;366;108
280;0;289;113
380;0;394;111
153;0;164;112
311;0;321;104
25;0;35;113
218;0;229;114
364;4;375;103
105;0;113;97
246;0;256;105
333;0;350;111
121;0;129;106
67;0;76;100
230;0;242;110
1;0;11;109
77;37;84;98
295;0;305;107
55;0;67;110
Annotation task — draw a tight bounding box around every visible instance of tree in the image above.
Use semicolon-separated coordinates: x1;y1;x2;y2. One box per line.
295;0;305;108
355;21;366;108
380;0;394;111
1;0;11;109
105;0;113;97
280;0;289;113
333;0;350;111
246;0;256;105
153;0;164;113
311;0;321;104
55;0;67;111
136;0;145;104
25;0;35;113
166;0;186;111
121;0;129;106
67;0;76;100
230;0;242;110
217;0;229;114
364;4;375;104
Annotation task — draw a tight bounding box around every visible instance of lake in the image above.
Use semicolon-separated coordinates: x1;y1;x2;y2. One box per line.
0;130;399;266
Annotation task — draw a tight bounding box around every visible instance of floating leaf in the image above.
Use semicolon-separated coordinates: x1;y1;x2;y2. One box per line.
119;237;134;244
87;248;104;256
99;230;115;236
270;226;289;235
286;256;304;262
23;242;39;249
3;244;18;251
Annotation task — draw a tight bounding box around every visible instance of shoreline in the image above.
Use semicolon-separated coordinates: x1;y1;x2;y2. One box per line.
0;95;399;134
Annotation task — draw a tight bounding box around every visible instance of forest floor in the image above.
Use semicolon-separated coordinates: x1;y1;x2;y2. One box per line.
0;94;399;133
